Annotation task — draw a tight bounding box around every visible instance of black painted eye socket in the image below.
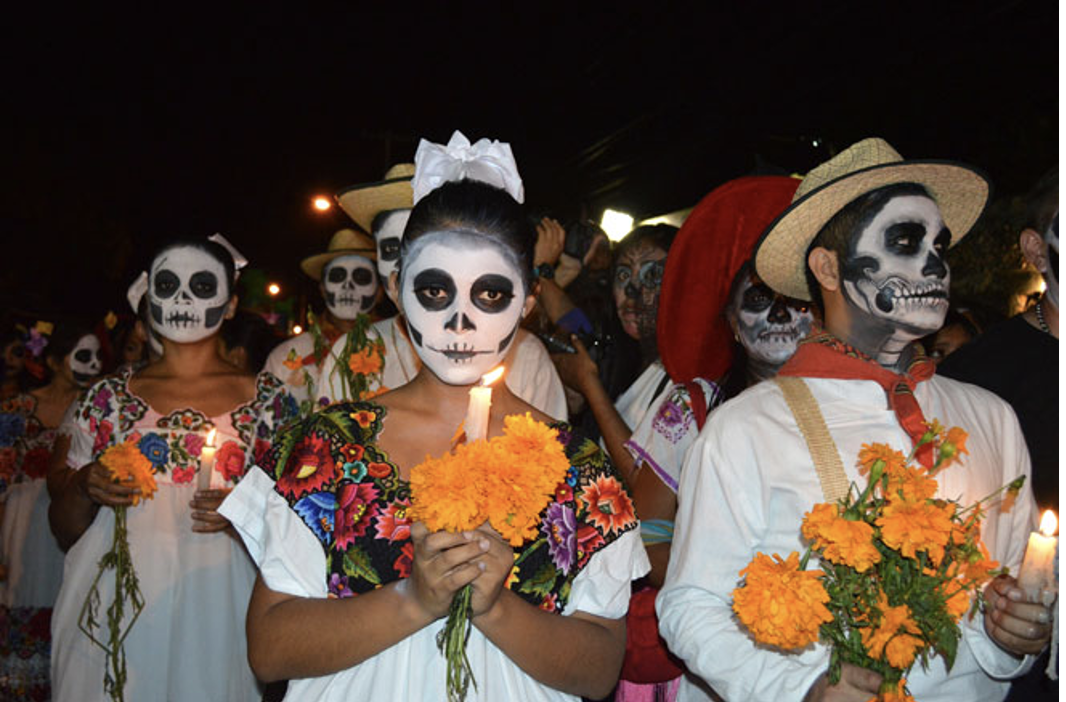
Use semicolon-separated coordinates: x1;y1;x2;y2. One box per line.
413;268;456;311
326;266;348;283
933;228;951;256
154;270;180;298
74;349;92;363
741;284;775;312
190;271;220;299
638;260;665;289
471;274;515;313
884;222;927;256
380;238;401;261
353;268;374;286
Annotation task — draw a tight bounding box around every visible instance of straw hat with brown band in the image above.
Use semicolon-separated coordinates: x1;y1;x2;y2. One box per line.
755;137;991;302
335;163;416;233
300;228;377;281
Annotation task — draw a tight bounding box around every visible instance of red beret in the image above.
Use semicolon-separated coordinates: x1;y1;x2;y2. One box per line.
657;175;800;384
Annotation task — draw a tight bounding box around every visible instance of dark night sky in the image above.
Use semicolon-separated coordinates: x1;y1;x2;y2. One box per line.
2;2;1057;321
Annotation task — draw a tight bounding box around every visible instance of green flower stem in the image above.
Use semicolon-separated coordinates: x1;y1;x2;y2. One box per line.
77;505;145;702
436;583;476;702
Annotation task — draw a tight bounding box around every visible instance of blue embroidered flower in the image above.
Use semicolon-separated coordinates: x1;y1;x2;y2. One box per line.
294;491;337;543
342;460;368;482
0;414;26;448
565;465;579;487
138;433;170;468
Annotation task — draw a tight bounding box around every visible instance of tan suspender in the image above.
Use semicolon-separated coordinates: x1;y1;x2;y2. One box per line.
774;377;850;503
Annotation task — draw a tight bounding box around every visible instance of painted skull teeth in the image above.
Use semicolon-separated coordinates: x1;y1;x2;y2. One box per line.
875;279;948;312
429;342;492;364
165;311;203;327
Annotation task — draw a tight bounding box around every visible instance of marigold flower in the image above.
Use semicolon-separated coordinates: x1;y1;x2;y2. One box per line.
876;497;955;565
857;443;906;477
937;427;969;469
860;593;923;668
885;465;938;503
732;552;832;650
880;679;916;702
802;503;881;572
99;441;158;505
347;346;383;375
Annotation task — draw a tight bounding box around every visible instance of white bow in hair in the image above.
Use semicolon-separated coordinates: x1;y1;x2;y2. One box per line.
127;271;149;313
412;130;524;205
208;233;249;277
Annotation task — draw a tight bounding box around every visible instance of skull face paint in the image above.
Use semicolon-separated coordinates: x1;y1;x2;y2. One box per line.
148;246;231;343
373;210;411;282
1043;212;1058;308
400;231;526;385
322;255;378;320
840;195;951;338
613;242;667;340
68;334;102;386
732;274;814;367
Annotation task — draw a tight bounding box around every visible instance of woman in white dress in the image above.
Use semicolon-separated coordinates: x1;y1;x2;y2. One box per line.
47;237;297;702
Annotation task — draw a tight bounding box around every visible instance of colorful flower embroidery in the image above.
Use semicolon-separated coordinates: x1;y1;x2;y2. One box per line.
266;401;638;614
138;433;170;469
215;441;247;483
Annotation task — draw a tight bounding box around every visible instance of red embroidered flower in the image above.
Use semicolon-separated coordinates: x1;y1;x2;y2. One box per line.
276;434;336;498
367;461;392;479
539;593;559;613
375;499;411;542
334;482;381;551
21;447;51;480
554;482;573;503
0;448;17;480
216;441;247;482
91;419;114;454
576;524;605;567
253;439;271;465
394;541;414;579
339;443;365;464
172;465;196;484
579;475;635;535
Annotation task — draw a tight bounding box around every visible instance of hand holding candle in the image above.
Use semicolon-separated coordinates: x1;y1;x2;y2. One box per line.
1019;509;1058;606
198;428;218;492
464;366;505;443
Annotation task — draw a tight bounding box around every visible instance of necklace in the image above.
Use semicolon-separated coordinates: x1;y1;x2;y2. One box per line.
1035;297;1053;335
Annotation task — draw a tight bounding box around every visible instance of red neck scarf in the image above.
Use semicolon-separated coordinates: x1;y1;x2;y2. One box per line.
778;326;937;467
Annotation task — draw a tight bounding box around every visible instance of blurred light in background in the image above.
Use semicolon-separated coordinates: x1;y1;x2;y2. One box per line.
267;283;281;296
600;209;634;242
312;196;332;212
292;324;303;335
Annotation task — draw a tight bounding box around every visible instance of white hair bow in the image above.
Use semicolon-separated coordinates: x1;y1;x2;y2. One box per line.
412;130;524;205
208;233;249;278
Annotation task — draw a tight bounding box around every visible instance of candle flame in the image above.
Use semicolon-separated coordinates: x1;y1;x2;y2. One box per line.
481;366;505;386
206;428;217;447
1040;510;1057;537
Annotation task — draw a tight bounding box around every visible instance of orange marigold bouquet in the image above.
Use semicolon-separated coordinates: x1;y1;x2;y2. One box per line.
409;413;571;702
79;440;158;702
732;421;1025;701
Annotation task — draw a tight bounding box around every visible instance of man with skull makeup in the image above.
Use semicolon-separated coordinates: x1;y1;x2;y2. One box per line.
263;228;381;410
658;139;1050;702
325;157;568;419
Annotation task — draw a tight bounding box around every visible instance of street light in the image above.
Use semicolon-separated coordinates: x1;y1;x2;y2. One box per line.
267;283;281;296
600;209;634;242
312;196;332;212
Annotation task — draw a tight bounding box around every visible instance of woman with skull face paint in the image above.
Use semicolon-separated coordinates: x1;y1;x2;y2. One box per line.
219;177;648;702
47;238;298;702
0;324;101;699
551;224;677;492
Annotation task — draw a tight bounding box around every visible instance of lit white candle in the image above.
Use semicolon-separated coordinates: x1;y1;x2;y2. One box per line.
464;366;504;443
1018;510;1058;605
198;428;218;491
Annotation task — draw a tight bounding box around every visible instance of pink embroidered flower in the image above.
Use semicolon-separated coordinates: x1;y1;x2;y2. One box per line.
375;499;412;542
216;441;247;482
183;432;205;457
253;439;271;465
334;482;381;551
172;465;196;484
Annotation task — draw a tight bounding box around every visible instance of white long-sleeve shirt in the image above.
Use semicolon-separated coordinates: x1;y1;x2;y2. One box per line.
657;374;1036;702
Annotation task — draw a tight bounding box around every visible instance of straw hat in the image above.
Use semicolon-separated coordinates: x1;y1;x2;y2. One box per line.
300;228;377;281
335;163;416;233
755;137;990;301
